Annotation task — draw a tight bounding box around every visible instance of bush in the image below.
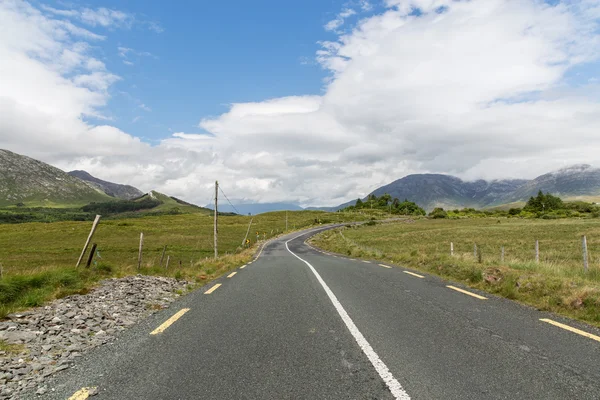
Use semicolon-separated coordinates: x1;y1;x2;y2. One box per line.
429;208;448;219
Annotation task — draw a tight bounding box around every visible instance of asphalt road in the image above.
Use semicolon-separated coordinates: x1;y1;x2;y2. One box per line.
39;226;600;399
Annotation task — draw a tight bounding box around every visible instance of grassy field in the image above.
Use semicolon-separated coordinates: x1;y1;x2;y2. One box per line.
311;218;600;327
0;210;367;318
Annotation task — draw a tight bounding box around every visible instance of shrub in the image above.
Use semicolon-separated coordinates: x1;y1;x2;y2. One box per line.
429;208;448;219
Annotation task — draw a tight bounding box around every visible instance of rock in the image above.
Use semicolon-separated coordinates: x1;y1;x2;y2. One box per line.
36;386;47;395
0;330;37;344
31;363;43;372
51;317;61;324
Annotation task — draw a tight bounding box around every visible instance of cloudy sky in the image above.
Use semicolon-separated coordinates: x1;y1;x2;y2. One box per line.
1;0;600;207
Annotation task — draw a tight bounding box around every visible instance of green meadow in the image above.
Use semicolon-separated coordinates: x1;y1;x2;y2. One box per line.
312;217;600;327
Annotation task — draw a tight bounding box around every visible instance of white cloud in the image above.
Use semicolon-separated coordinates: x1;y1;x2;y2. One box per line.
360;1;373;11
138;103;151;112
118;46;154;65
80;8;131;28
42;5;149;30
325;8;356;31
2;0;600;208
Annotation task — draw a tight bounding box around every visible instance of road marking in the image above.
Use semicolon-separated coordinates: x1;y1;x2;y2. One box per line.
150;308;190;335
255;240;269;260
240;265;247;269
540;318;600;343
69;388;97;400
227;272;237;278
285;239;410;400
204;283;222;294
362;260;372;264
379;264;392;269
446;285;487;300
403;271;424;278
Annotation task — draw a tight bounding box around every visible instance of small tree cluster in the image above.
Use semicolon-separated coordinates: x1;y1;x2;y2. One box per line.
343;194;426;216
524;191;564;213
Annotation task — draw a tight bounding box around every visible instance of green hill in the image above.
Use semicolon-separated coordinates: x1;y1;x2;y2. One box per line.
136;191;212;215
0;149;113;207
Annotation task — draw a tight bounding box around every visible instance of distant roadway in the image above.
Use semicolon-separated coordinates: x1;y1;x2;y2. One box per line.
39;225;600;399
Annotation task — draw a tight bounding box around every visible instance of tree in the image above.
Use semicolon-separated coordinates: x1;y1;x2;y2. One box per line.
524;191;564;212
355;198;363;207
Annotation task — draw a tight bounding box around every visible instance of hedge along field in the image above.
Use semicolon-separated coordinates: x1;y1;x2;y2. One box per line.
311;218;600;327
0;210;366;318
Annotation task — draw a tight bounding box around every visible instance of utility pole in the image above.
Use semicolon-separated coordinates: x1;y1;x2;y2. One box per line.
214;180;218;259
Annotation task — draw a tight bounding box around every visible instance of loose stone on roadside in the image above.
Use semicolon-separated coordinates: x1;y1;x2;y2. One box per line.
0;275;189;399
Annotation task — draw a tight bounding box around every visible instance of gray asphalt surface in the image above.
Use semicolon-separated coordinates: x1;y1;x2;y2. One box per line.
37;226;600;399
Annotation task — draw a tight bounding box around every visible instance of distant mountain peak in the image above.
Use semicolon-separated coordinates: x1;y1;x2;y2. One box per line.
68;170;143;200
552;164;595;174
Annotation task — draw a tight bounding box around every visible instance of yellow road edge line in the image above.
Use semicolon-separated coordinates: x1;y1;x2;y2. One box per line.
403;270;424;278
446;285;487;300
379;264;392;269
240;265;246;269
204;283;222;295
227;272;237;278
540;318;600;343
150;308;190;335
69;387;97;400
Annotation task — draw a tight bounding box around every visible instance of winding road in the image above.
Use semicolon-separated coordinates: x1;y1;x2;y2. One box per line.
40;226;600;399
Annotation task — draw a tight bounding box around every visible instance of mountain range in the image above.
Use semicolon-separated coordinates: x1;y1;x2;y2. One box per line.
326;164;600;212
2;148;600;213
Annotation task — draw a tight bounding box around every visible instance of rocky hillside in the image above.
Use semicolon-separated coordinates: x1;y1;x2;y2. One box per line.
0;150;112;207
506;165;600;202
68;170;143;200
328;165;600;211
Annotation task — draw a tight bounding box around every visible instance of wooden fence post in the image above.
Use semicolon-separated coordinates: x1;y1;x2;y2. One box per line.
582;235;589;272
159;245;167;267
85;243;97;268
138;232;144;270
166;255;170;269
535;240;540;263
450;242;454;256
501;246;505;263
76;215;101;267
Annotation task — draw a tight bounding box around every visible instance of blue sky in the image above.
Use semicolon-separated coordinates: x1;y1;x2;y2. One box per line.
43;0;365;143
